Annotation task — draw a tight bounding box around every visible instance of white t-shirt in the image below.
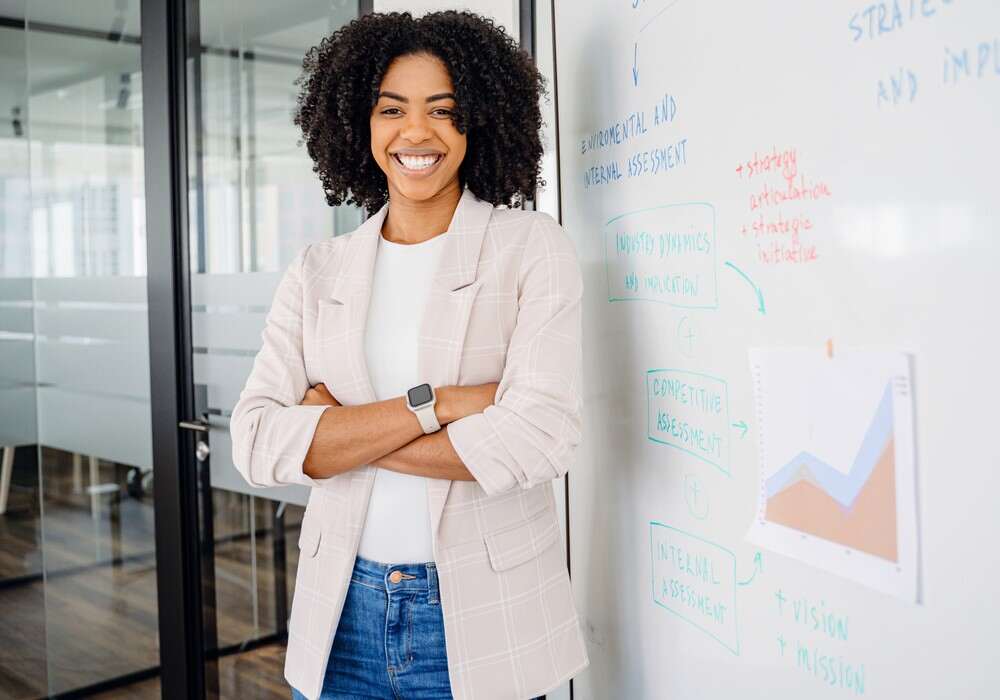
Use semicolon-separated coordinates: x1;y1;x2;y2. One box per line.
356;230;447;564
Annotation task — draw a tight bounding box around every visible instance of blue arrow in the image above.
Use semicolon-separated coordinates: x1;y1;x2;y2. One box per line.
724;261;766;314
732;420;748;438
632;43;639;86
737;552;763;586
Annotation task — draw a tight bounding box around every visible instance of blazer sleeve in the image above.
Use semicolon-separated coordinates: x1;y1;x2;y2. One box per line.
229;245;332;489
447;214;584;497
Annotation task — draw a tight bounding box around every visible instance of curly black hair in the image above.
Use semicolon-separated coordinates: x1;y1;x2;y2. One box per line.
293;10;546;212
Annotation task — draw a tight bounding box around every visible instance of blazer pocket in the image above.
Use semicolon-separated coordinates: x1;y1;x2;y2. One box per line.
297;512;323;559
483;507;560;572
315;297;348;342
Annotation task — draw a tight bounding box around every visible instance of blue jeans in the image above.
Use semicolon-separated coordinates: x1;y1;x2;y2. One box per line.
291;555;451;699
291;555;544;700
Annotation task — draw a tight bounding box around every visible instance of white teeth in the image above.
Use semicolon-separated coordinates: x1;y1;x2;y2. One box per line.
395;154;441;170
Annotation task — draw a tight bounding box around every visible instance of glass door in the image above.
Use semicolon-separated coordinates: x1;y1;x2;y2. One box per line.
0;1;161;697
0;1;366;697
181;1;362;697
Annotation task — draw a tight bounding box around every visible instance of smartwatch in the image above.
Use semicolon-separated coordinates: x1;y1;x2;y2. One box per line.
406;383;440;434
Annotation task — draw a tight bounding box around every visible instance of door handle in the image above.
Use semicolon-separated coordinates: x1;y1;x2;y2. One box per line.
179;419;210;462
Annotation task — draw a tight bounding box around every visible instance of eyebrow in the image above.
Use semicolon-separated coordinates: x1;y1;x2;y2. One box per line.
377;90;456;103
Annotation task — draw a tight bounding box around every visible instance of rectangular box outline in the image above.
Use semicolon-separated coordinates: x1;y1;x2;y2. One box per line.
646;368;732;476
649;521;740;656
604;202;719;309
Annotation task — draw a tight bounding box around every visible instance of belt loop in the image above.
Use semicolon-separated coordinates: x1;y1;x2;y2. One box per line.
426;563;439;604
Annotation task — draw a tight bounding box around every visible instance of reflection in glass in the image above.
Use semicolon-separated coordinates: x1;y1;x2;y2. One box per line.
0;1;158;697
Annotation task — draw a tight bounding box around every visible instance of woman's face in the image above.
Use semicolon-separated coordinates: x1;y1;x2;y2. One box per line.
370;52;467;204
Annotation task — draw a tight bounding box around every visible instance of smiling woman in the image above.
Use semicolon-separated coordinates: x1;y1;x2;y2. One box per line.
230;10;588;700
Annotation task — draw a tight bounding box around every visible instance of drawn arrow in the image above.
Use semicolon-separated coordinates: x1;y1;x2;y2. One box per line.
632;43;639;86
737;551;764;586
732;420;749;438
724;261;766;314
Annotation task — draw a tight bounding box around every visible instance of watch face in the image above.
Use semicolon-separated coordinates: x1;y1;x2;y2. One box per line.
407;383;433;407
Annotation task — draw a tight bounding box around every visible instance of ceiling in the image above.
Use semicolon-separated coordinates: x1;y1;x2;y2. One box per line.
0;0;357;142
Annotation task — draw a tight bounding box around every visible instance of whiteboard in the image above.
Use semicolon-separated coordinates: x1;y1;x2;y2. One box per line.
553;1;999;698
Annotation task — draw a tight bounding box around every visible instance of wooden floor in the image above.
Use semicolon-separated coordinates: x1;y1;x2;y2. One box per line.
0;447;302;700
89;644;291;700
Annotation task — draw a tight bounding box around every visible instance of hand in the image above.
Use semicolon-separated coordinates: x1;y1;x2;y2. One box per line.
436;382;498;424
302;383;341;407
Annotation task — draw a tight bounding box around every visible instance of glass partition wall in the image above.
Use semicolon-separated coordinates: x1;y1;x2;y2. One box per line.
0;0;360;697
186;0;362;695
0;1;157;697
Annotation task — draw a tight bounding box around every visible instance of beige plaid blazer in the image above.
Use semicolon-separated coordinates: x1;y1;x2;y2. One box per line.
230;189;588;700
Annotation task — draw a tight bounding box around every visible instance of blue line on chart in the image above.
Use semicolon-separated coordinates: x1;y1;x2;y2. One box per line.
765;383;893;509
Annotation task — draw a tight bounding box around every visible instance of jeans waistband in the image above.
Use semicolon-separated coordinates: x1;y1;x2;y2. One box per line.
351;554;439;601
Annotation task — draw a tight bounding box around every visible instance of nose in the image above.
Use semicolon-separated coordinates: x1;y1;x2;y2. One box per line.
399;111;432;143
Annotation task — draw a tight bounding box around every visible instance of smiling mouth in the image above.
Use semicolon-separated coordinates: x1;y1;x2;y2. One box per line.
392;153;444;172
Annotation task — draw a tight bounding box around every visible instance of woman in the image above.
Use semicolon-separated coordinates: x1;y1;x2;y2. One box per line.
231;11;587;700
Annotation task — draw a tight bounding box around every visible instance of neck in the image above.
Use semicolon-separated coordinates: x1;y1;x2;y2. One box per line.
381;180;462;244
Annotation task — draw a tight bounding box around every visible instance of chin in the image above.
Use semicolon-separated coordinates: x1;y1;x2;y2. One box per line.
392;181;451;202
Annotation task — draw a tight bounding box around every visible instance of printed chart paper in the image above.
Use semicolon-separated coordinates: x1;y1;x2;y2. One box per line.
747;349;919;602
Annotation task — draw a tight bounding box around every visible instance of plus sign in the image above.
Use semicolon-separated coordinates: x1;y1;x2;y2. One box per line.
777;633;787;656
683;474;709;520
775;589;787;616
678;316;696;357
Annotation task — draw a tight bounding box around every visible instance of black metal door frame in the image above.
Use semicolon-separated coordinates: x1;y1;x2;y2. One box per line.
141;0;214;697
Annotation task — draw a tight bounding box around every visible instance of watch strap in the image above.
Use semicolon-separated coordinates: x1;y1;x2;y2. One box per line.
413;403;441;434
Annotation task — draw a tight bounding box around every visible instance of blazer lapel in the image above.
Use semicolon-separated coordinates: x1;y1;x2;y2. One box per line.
420;189;494;541
323;204;387;407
